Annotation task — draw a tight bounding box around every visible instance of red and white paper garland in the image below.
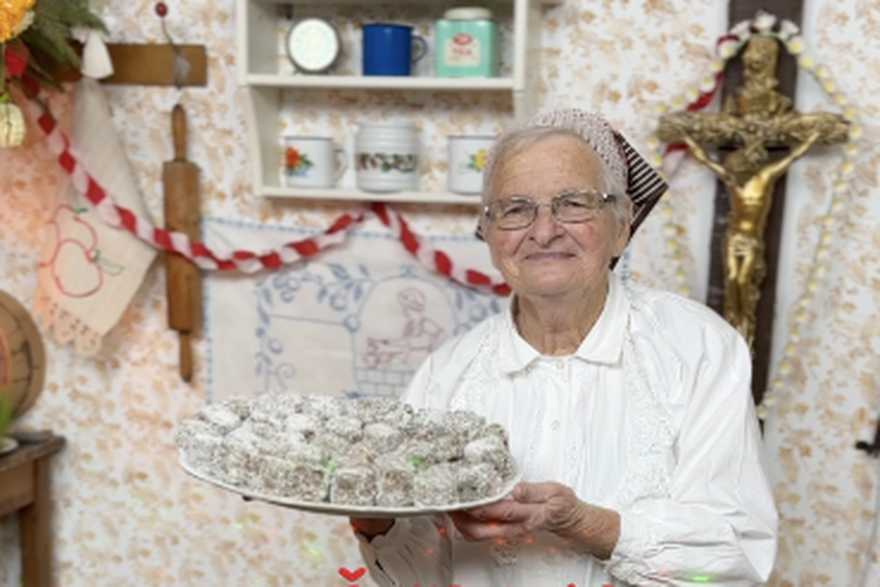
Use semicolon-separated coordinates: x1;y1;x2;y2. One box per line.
23;94;510;297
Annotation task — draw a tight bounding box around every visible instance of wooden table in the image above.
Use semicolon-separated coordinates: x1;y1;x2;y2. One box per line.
0;433;65;587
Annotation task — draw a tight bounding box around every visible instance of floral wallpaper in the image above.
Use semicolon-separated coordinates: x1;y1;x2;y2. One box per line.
1;0;878;586
758;3;880;586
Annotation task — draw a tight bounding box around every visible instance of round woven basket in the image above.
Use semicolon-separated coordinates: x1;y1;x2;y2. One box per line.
0;290;46;419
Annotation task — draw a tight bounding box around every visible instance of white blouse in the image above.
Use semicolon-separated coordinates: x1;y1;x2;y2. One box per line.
356;273;777;586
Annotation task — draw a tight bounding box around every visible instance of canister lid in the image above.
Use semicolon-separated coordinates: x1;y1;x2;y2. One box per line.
443;7;493;20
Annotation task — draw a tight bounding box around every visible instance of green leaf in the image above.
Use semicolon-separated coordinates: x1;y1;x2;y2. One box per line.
0;390;14;439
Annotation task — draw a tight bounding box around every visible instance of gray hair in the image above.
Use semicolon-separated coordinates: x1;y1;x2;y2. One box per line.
481;125;630;223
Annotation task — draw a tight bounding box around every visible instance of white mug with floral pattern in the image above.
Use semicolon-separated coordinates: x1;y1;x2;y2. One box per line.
355;121;420;192
447;134;496;195
283;136;347;188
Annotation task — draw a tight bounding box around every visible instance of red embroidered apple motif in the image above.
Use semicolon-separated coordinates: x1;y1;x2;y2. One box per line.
52;239;104;297
40;204;121;298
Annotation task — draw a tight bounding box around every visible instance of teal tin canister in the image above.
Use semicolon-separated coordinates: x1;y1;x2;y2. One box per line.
435;7;499;78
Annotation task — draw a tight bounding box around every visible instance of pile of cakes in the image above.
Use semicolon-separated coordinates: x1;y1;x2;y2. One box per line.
176;393;517;508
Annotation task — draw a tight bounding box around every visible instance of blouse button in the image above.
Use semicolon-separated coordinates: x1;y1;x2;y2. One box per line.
551;420;560;431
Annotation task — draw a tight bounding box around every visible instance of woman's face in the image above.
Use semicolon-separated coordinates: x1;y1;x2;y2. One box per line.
482;135;630;302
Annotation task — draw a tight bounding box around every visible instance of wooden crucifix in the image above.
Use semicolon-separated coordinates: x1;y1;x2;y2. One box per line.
657;2;849;406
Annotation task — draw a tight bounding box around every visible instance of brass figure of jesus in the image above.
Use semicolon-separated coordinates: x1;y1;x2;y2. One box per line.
658;35;848;350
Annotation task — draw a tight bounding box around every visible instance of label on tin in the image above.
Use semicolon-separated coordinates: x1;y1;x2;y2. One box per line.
444;33;481;67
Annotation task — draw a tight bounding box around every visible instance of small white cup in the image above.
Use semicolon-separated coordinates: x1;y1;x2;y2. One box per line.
447;135;496;195
283;136;347;188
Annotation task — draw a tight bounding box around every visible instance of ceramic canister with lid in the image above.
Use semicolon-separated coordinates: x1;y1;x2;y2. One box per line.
355;121;420;192
435;7;499;78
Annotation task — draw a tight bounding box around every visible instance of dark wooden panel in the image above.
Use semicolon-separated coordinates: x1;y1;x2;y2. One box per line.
0;436;65;473
20;457;53;587
0;461;35;516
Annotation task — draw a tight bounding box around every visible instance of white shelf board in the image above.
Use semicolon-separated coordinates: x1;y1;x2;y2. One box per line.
262;187;484;206
245;74;517;91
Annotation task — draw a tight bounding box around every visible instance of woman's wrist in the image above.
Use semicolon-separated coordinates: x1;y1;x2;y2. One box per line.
552;501;620;561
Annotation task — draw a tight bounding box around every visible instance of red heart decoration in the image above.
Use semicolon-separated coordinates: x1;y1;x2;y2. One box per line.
338;567;366;582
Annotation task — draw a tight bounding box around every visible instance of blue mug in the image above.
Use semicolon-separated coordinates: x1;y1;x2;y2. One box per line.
362;23;428;76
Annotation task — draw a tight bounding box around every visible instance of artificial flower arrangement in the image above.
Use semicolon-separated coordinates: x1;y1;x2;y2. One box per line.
1;0;106;147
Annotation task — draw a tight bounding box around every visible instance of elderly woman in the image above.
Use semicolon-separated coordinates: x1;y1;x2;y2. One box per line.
351;109;777;586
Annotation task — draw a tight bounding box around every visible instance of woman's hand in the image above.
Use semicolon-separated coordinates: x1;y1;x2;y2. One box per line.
449;481;584;539
350;517;395;539
448;481;620;560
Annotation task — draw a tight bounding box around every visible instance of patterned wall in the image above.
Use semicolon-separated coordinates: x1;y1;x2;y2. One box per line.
1;0;878;585
759;3;880;586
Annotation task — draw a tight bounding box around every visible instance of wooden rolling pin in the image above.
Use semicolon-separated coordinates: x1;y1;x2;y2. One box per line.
163;103;201;382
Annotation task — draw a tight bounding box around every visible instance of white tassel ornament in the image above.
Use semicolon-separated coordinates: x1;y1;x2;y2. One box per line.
0;101;26;148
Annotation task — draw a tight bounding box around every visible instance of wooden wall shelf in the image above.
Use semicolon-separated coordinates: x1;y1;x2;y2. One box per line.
237;0;560;203
60;43;208;86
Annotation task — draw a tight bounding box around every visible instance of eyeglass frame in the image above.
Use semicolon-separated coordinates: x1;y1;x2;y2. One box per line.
476;188;618;239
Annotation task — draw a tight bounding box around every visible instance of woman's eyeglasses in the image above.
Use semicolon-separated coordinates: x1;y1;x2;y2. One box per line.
482;189;617;231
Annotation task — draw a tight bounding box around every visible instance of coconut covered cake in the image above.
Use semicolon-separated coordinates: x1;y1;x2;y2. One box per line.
176;393;517;508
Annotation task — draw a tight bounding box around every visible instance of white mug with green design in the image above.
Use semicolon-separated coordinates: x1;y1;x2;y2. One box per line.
283;136;347;188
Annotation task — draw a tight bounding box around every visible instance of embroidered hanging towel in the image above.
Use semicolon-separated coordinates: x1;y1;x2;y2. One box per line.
33;78;157;356
202;216;503;405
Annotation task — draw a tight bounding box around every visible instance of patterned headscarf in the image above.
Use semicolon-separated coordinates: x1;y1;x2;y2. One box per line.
482;108;668;238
